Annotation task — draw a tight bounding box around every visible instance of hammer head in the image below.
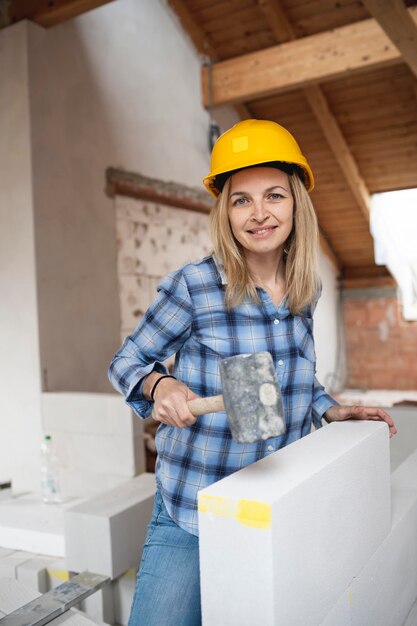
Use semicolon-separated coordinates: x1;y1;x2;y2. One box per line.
220;352;285;444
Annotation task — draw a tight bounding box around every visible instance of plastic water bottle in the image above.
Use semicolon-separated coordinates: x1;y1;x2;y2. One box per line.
40;435;61;504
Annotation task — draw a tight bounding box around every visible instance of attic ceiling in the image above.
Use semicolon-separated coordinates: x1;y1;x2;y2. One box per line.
168;0;417;288
3;0;417;288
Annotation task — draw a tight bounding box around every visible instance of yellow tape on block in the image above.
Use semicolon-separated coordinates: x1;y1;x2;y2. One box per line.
198;494;271;530
47;568;70;582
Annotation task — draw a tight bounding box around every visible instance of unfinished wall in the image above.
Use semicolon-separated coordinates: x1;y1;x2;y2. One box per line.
115;195;212;340
0;22;43;490
0;0;343;492
27;0;216;393
199;414;417;626
343;287;417;390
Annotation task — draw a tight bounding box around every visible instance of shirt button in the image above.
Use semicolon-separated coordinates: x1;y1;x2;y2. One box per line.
278;359;284;366
267;445;274;452
273;319;280;325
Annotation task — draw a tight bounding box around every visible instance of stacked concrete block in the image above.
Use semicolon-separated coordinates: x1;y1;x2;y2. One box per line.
198;421;391;626
112;568;137;626
0;551;34;578
322;444;417;626
45;557;71;589
0;549;70;594
0;491;71;556
41;392;145;500
16;555;58;593
0;576;41;615
65;473;156;579
78;586;115;625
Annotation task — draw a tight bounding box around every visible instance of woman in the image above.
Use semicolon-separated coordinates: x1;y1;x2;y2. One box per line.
108;119;396;626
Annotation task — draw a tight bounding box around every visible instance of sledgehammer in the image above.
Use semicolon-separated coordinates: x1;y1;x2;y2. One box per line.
187;352;285;444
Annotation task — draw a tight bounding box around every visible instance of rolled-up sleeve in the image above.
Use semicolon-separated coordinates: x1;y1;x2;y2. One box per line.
108;270;193;418
311;376;338;429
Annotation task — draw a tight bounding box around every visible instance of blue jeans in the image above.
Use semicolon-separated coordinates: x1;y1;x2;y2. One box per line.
128;490;201;626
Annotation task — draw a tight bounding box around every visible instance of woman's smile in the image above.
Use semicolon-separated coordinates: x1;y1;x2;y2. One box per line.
247;224;278;237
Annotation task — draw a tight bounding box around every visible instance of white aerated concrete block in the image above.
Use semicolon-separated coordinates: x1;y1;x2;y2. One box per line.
16;556;57;593
0;551;35;578
322;446;417;626
199;422;391;626
45;558;70;589
65;473;155;579
41;392;145;500
113;569;137;626
41;392;134;436
78;585;115;625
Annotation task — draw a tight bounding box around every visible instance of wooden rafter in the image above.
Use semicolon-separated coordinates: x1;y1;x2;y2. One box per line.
362;0;417;79
304;85;370;222
202;7;417;107
167;0;216;58
255;0;294;42
13;0;115;28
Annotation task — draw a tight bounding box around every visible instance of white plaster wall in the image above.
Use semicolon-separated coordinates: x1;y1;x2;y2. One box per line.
26;0;216;393
315;252;346;392
0;22;43;491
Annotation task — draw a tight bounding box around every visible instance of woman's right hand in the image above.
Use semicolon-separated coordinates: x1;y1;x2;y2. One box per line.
147;375;199;428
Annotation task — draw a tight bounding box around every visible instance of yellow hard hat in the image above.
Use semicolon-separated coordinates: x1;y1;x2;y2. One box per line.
203;119;314;197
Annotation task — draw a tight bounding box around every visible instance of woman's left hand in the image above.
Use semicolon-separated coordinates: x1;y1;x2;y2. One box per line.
324;405;397;438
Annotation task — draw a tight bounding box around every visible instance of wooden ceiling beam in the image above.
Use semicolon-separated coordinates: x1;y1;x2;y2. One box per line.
202;6;417;107
362;0;417;79
305;85;370;221
29;0;114;28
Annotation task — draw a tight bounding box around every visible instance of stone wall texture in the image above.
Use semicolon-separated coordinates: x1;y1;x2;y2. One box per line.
115;195;212;339
343;293;417;390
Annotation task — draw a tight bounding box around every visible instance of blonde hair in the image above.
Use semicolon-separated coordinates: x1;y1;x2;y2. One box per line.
210;172;320;314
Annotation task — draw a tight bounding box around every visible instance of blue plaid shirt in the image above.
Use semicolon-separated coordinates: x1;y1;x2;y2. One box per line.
108;255;336;536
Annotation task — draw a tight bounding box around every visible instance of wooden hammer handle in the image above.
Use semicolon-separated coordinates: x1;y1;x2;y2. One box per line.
187;395;225;416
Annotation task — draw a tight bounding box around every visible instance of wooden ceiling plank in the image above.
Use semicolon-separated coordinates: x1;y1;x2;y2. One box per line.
256;0;369;243
255;0;294;42
305;85;370;221
362;0;417;79
202;7;417;107
167;0;217;57
32;0;114;27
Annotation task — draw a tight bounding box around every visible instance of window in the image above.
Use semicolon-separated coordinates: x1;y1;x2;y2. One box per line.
371;189;417;320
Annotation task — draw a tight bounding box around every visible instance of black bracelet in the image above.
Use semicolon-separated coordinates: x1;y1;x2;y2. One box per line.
150;375;176;401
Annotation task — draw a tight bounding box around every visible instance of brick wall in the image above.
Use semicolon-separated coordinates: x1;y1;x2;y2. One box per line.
343;289;417;390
